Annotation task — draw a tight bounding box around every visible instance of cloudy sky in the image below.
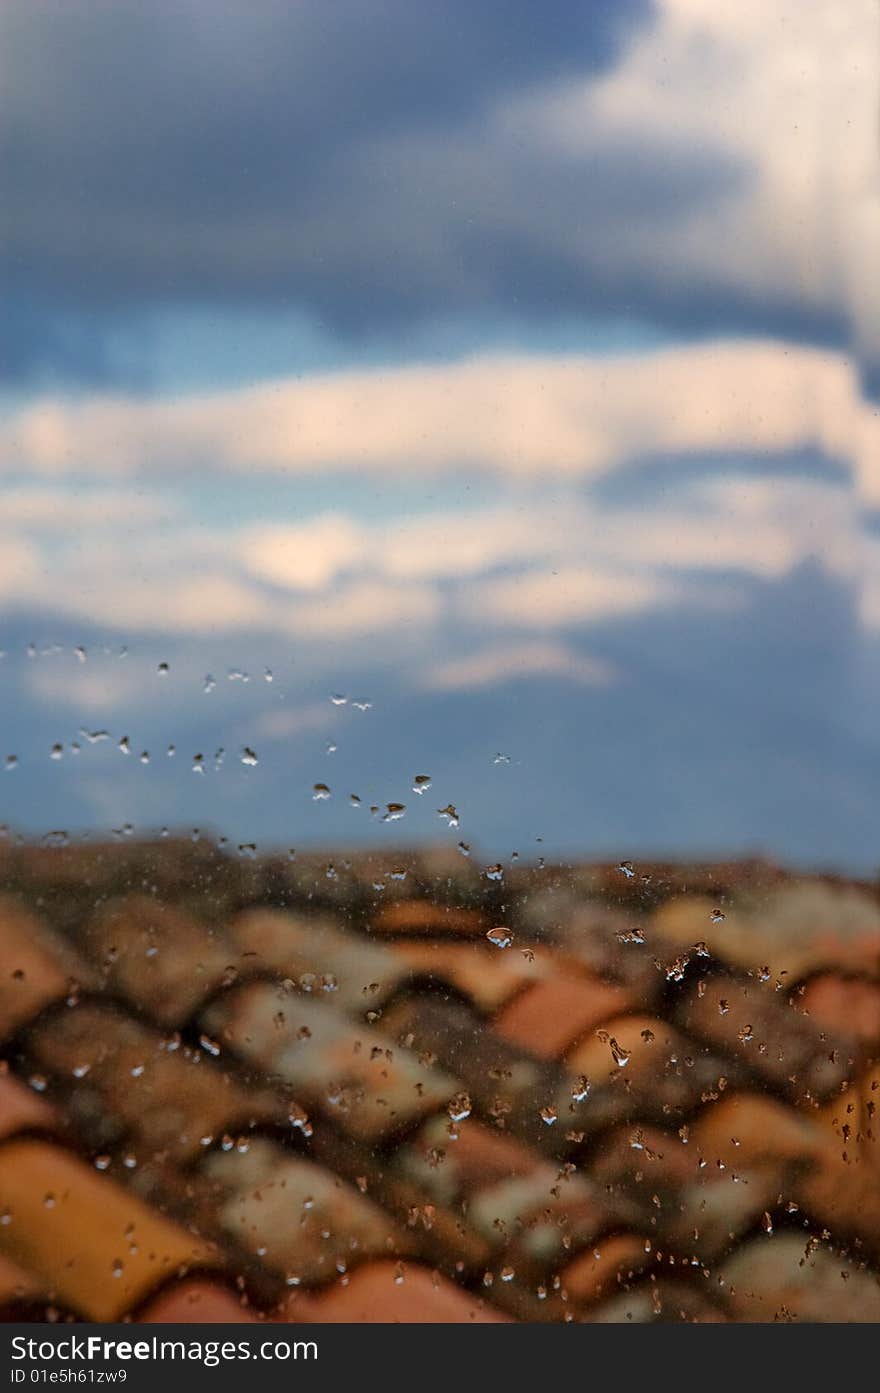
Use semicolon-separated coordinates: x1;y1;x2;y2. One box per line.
1;0;879;870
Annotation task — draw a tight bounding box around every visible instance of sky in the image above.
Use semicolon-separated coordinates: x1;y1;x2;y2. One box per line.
1;0;879;871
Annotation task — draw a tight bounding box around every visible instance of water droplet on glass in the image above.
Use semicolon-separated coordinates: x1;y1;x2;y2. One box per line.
5;755;17;771
313;783;331;801
443;1092;471;1125
383;803;406;822
412;774;432;794
437;804;459;827
352;699;372;711
330;694;347;706
457;841;470;857
485;864;504;882
203;674;216;693
157;661;169;676
710;908;726;923
486;927;513;949
618;861;635;879
74;646;87;664
49;744;63;761
241;747;259;767
539;1106;557;1126
118;736;130;756
572;1076;591;1102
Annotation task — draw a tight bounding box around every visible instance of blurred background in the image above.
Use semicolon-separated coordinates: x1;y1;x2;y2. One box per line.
1;0;879;871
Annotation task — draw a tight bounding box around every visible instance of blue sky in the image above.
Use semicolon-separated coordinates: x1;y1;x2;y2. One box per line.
1;1;879;870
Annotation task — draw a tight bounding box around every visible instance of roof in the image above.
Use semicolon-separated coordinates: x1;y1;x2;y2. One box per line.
0;839;878;1323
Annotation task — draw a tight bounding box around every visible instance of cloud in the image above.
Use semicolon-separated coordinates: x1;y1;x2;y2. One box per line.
1;0;648;376
423;641;617;691
5;340;879;508
4;1;877;380
0;486;175;531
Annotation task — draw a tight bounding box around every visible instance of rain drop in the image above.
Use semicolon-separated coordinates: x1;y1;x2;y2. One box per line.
486;927;513;949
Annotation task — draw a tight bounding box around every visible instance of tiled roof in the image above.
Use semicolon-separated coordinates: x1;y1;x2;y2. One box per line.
0;842;879;1323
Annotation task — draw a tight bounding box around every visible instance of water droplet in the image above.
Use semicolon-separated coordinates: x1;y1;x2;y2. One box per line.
352;699;372;711
737;1024;754;1044
74;646;87;664
330;693;347;706
571;1076;590;1102
238;843;257;859
485;864;504;882
618;861;635;879
166;744;176;758
204;674;216;693
539;1106;557;1126
4;755;17;771
609;1037;629;1067
437;804;459;827
264;668;273;683
157;661;169;676
139;750;150;764
312;783;331;801
710;908;726;923
493;752;511;765
457;841;470;857
241;747;259;767
326;742;337;755
383;802;406;822
81;729;110;744
192;753;204;774
118;736;130;756
349;793;361;807
447;1092;472;1123
49;744;63;761
412;774;432;795
486;927;513;949
199;1034;221;1057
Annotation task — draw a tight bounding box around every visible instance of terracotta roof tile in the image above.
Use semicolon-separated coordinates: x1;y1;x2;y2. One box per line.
199;1138;405;1285
561;1234;652;1306
0;1138;218;1321
0;898;88;1041
203;982;458;1142
138;1279;260;1323
584;1280;727;1323
284;1260;509;1322
721;1234;880;1322
24;1003;284;1163
2;847;878;1323
654;883;880;979
227;907;404;1012
494;975;636;1059
565;1013;741;1130
390;941;546;1013
796;1063;880;1254
371;901;487;937
80;895;234;1025
798;973;880;1046
0;1250;46;1310
675;971;853;1101
0;1069;59;1142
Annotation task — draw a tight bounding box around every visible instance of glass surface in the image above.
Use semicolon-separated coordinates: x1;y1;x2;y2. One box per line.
0;1;878;1327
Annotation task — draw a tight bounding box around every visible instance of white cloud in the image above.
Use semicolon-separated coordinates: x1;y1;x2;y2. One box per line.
475;567;677;629
4;339;878;507
515;0;880;363
423;641;617;691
